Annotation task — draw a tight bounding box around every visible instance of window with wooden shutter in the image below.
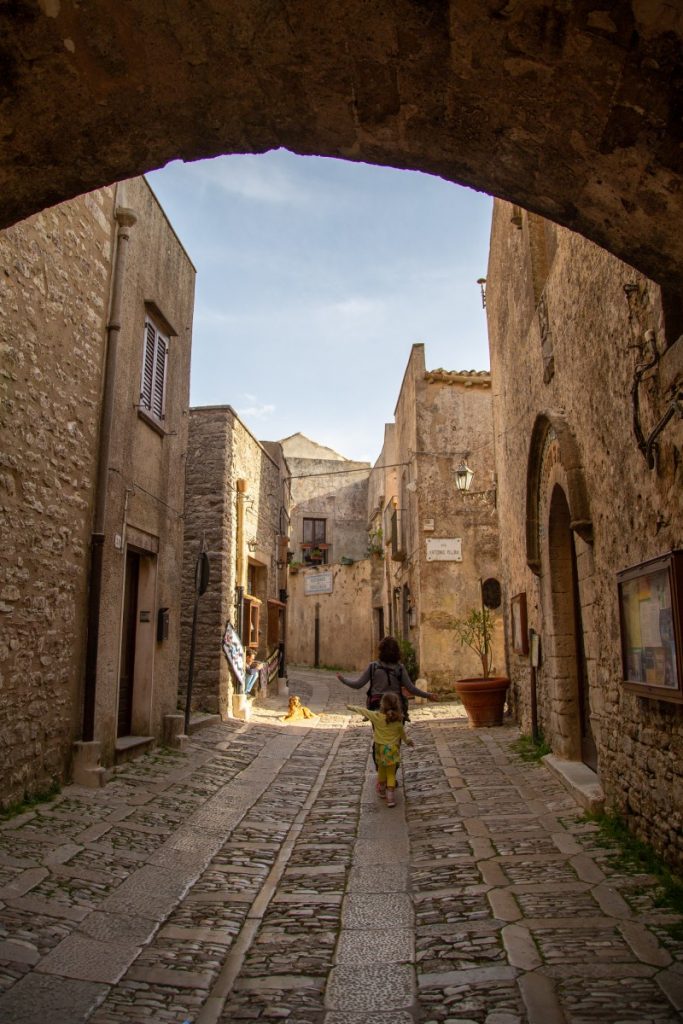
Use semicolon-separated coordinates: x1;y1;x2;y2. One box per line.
140;317;169;421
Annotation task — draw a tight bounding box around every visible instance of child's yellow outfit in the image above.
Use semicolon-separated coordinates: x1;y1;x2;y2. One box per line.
347;705;412;791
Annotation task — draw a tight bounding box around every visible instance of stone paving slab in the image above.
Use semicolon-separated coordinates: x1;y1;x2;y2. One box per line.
0;973;107;1024
34;932;140;983
342;892;414;929
325;964;414;1011
347;864;408;893
335;927;414;965
326;1014;414;1024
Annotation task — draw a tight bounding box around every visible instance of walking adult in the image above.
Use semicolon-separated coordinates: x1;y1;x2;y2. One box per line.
337;635;438;717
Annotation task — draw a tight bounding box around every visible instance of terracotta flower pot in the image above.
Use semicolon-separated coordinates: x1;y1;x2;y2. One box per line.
454;676;510;728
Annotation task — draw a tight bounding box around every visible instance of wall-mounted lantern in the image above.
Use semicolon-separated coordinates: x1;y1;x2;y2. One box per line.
455;460;497;506
455;460;474;493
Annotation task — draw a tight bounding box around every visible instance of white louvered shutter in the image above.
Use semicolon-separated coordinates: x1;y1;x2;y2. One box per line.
141;318;169;421
152;333;168;420
141;320;156;410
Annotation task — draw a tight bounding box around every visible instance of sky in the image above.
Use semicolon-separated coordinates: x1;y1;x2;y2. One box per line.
146;150;493;464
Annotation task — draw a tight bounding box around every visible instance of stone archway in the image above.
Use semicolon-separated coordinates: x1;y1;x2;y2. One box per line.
2;2;683;289
526;412;592;576
526;413;598;767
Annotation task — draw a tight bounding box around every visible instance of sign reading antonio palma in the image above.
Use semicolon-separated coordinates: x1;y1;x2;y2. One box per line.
426;538;463;562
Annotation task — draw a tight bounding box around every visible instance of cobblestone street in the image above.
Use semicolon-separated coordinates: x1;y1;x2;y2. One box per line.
0;668;681;1024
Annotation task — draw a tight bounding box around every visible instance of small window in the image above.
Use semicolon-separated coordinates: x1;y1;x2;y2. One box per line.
140;317;169;422
390;508;406;561
302;518;327;564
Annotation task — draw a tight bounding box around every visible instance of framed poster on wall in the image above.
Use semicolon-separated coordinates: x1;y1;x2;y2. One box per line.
617;550;683;703
511;592;529;655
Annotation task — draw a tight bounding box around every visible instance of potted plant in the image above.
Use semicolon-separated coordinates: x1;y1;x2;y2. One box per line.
453;607;509;727
367;525;383;557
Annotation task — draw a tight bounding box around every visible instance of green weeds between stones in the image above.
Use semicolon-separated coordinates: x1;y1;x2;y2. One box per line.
0;779;61;821
585;811;683;941
511;733;551;762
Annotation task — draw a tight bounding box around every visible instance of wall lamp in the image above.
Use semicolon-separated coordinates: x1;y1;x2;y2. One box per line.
455;460;497;506
455;460;474;492
477;278;487;309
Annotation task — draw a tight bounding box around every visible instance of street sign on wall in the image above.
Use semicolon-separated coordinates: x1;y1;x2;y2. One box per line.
426;538;462;562
304;570;334;595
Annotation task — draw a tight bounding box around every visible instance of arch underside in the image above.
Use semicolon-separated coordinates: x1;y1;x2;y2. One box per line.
1;2;683;287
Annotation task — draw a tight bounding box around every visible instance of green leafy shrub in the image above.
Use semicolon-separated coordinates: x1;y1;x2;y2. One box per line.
399;638;419;679
453;607;494;677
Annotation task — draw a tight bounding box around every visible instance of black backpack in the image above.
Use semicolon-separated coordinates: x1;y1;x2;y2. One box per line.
366;662;410;721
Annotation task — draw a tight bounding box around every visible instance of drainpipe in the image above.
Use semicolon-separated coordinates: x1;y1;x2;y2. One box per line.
82;205;137;741
235;479;248;639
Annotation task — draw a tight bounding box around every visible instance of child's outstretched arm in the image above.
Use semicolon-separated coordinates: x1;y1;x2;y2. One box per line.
347;704;378;725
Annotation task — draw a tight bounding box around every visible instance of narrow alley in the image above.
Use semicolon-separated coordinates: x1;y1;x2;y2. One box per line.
0;670;681;1024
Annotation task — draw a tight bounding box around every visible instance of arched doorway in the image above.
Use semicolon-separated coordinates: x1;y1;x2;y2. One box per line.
526;412;598;770
547;485;597;770
2;3;683;288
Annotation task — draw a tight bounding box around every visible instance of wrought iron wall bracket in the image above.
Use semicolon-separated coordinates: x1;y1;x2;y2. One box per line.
643;390;683;470
631;345;659;463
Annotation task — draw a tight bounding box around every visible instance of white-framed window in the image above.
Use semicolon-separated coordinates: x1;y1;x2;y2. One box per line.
140;317;169;422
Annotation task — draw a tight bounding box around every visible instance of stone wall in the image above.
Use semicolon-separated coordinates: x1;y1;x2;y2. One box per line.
180;408;233;717
0;187;115;803
181;407;287;716
286;561;375;672
486;199;683;864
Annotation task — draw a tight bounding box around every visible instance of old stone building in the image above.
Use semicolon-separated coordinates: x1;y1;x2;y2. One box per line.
0;177;196;802
486;199;683;864
282;433;373;670
180;407;290;718
369;344;504;691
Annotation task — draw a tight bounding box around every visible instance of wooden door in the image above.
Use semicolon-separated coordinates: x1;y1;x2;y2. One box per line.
117;550;139;737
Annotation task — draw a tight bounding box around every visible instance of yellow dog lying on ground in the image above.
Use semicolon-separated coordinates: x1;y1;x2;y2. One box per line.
282;695;317;721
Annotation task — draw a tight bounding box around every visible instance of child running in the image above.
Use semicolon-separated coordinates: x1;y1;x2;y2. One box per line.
347;692;413;807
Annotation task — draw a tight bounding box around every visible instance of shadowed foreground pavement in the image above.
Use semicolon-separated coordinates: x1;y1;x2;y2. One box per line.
0;668;681;1023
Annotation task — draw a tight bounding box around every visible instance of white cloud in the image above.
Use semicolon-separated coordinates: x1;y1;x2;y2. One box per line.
238;401;276;419
195;293;384;331
325;297;381;318
195;154;312;206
